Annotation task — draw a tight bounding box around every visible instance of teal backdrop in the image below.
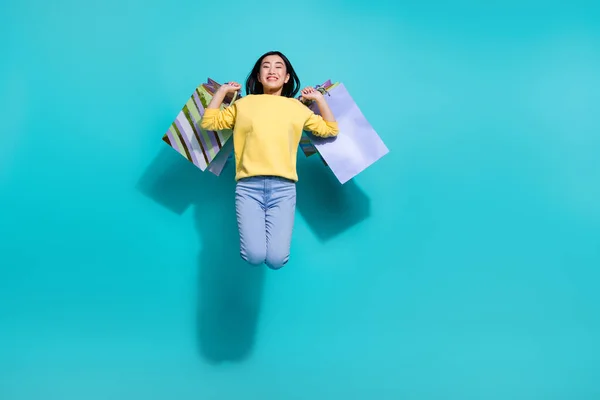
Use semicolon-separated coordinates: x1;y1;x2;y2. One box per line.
1;0;599;398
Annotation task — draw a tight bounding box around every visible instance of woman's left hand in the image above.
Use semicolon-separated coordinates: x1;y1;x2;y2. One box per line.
299;87;323;102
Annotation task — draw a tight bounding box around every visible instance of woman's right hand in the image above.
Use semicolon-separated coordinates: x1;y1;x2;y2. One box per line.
219;81;241;94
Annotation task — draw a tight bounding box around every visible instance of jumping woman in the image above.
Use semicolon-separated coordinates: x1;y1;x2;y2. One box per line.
200;50;339;270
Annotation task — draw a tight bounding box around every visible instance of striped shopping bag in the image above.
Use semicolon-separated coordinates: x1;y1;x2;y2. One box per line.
162;78;237;176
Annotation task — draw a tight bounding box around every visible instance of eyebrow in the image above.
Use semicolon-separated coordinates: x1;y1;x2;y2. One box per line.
262;61;284;65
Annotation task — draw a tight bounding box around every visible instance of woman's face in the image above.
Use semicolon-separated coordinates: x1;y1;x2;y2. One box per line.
258;54;290;94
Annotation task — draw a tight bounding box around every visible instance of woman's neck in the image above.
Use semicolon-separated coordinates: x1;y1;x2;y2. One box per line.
263;88;283;96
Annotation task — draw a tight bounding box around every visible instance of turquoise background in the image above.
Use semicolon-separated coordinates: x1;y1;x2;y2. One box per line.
1;0;599;398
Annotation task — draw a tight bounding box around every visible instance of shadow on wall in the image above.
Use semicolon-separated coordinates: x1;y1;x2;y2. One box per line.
136;146;263;364
296;155;371;242
136;145;371;364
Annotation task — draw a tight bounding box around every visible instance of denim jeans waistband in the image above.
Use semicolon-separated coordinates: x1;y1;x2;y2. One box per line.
238;175;295;184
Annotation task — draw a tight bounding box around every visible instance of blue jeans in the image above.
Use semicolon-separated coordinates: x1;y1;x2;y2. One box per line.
235;176;296;269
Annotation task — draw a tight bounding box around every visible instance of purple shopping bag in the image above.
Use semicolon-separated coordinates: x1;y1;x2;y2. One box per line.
303;82;389;184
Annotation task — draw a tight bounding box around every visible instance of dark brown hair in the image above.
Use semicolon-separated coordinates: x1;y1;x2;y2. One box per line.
245;51;301;98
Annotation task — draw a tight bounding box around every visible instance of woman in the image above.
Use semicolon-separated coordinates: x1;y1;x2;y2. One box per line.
200;50;339;270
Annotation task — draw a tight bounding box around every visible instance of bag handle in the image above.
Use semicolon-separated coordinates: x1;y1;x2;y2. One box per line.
299;84;332;106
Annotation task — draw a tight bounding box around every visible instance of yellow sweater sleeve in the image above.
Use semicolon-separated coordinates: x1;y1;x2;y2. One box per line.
200;105;237;130
303;112;339;138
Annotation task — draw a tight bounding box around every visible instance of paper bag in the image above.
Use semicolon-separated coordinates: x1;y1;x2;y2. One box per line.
301;81;389;184
162;78;237;175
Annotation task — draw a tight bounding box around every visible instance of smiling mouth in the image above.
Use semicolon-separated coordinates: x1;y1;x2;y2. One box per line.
267;77;278;81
